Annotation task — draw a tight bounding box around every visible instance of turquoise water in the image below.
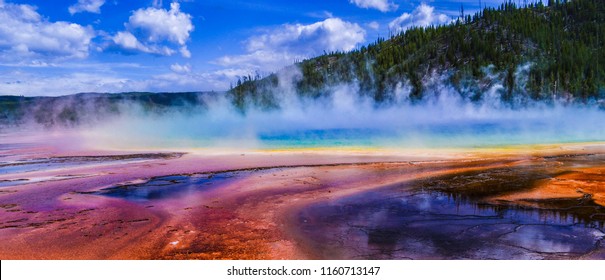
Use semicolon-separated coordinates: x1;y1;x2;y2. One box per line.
255;121;605;149
82;104;605;150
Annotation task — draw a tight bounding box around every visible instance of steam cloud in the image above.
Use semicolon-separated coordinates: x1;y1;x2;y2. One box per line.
3;64;605;151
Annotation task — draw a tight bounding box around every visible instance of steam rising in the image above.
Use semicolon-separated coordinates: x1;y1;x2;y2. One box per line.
84;78;605;150
4;66;605;151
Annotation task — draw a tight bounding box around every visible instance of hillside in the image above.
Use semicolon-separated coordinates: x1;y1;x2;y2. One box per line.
229;0;605;110
0;92;214;128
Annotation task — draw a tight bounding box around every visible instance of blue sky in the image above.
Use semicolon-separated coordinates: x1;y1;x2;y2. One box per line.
0;0;516;96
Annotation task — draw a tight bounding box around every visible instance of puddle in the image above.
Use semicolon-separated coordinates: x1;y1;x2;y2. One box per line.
296;164;605;260
0;153;184;175
297;189;605;259
85;170;254;201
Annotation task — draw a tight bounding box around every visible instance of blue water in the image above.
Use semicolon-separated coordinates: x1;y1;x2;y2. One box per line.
298;189;605;259
256;121;604;149
87;170;257;201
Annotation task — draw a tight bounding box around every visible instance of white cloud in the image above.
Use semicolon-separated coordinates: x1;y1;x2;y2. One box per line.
0;66;243;96
216;18;366;71
368;21;380;30
247;18;365;54
112;2;193;57
349;0;398;12
305;10;333;19
68;0;105;15
150;68;249;91
389;3;450;33
170;63;191;73
129;2;192;45
112;31;175;56
0;71;130;96
179;46;191;58
216;50;300;71
0;2;94;63
112;31;146;51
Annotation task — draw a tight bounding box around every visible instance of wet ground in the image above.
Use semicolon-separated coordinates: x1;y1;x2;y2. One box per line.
295;154;605;259
82;170;255;201
297;188;605;260
1;143;605;259
0;153;184;187
0;153;184;175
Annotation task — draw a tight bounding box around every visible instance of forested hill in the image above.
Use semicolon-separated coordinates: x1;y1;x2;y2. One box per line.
229;0;605;110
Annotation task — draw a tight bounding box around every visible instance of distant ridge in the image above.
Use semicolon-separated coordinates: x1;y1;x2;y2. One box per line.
0;92;219;127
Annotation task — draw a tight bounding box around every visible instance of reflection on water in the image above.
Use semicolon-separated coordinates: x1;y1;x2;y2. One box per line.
88;171;252;201
297;190;605;259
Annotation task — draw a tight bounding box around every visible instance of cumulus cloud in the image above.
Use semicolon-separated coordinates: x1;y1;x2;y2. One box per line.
389;3;450;33
0;1;94;63
216;18;365;71
68;0;105;15
247;18;365;54
170;63;191;73
112;2;193;57
349;0;398;12
112;31;175;56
